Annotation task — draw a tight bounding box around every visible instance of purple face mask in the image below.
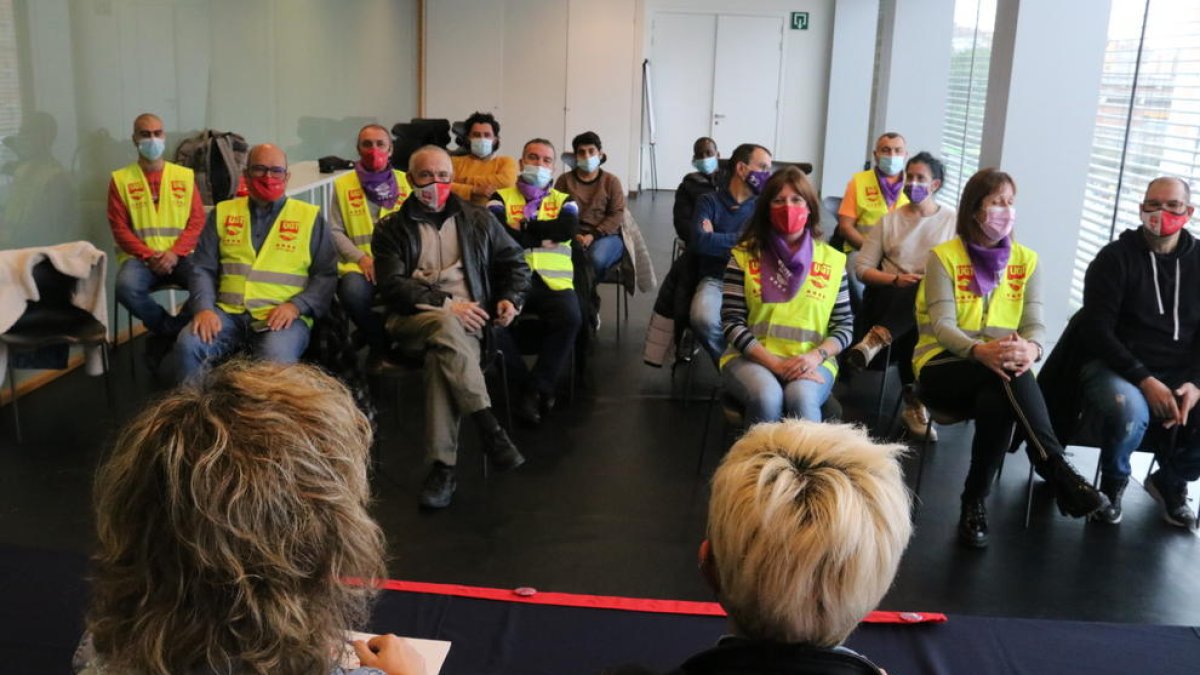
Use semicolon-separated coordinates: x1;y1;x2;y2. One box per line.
903;181;930;204
745;169;771;194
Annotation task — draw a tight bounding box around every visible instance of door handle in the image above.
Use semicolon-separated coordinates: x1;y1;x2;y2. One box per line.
713;113;726;119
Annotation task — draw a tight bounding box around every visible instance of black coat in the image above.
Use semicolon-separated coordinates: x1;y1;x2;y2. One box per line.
373;194;531;316
603;639;885;675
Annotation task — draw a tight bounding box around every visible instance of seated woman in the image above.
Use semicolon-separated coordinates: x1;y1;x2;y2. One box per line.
604;420;913;675
75;361;424;675
848;151;957;439
720;166;852;423
913;168;1107;549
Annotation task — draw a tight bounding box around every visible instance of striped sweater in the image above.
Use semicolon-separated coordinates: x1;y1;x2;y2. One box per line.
721;252;854;356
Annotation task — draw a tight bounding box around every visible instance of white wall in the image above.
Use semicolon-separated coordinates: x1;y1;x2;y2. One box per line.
644;0;834;188
423;0;638;190
873;0;956;158
978;0;1111;342
820;0;878;197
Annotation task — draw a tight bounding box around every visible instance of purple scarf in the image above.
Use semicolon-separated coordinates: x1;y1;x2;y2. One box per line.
354;162;399;208
517;179;548;221
964;236;1012;296
875;167;903;208
760;230;814;303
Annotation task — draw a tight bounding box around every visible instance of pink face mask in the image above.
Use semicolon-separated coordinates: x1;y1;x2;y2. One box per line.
412;181;451;211
770;203;809;235
980;206;1015;241
248;175;286;203
1141;209;1189;237
360;147;390;172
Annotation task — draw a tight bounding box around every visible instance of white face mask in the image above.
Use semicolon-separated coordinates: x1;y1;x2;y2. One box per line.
520;164;552;189
470;137;494;158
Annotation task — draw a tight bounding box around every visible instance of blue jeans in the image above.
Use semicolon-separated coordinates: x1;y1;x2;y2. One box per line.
337;272;386;353
115;257;193;335
1080;360;1200;486
589;233;624;280
690;276;725;365
172;307;310;382
722;356;835;423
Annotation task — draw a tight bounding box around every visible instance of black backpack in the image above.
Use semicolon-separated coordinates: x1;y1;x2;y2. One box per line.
173;130;249;205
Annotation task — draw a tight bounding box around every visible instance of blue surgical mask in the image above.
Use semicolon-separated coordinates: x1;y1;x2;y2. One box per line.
692;156;717;175
878;155;904;177
470;137;494;158
520;164;552;189
577;155;600;173
137;137;165;161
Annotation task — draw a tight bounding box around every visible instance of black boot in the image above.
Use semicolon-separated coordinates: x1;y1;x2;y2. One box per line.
958;498;989;549
471;409;525;470
1090;475;1129;525
418;462;456;509
1044;453;1109;518
514;389;541;427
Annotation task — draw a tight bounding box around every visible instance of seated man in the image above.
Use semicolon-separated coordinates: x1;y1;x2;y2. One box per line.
488;138;582;425
108;112;204;362
330;123;411;371
672;136;722;245
175;144;335;381
605;420;912;675
450;111;517;206
836;132;910;307
689;143;771;364
555;131;627;283
374;145;531;509
1076;176;1200;528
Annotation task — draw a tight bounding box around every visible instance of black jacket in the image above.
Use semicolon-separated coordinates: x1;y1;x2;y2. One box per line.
373;194;531;316
603;639;885;675
1078;227;1200;388
673;169;723;243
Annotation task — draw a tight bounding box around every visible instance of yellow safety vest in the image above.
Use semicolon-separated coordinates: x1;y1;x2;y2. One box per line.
215;197;319;328
719;240;846;376
495;186;574;291
112;162;195;262
333;170;411;277
846;169;908;251
912;237;1038;377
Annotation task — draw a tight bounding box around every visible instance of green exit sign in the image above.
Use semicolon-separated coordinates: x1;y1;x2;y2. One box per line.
790;11;809;30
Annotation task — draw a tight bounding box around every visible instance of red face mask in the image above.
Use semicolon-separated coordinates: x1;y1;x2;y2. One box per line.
248;175;286;203
360;147;390;172
413;181;451;211
770;203;809;235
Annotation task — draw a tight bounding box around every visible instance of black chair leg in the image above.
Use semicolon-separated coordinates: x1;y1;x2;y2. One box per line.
1024;462;1036;528
6;352;20;444
873;343;893;436
915;416;933;497
696;387;718;476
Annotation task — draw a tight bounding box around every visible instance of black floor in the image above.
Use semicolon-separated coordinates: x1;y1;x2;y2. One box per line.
2;191;1199;664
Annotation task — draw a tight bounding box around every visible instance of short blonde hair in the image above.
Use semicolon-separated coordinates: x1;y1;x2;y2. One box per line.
707;420;912;647
88;361;386;675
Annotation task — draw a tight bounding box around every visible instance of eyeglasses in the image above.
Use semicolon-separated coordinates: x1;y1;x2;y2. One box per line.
1142;199;1189;213
247;164;287;178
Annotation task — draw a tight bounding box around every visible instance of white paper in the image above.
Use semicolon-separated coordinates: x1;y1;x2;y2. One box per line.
341;630;451;675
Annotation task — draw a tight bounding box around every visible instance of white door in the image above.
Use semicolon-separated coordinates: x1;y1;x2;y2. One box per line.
647;12;717;189
710;15;784;156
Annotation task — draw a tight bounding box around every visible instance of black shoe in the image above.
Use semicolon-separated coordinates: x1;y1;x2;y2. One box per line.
514;390;541;426
482;427;525;471
144;333;175;372
1044;454;1109;518
958;499;989;548
538;391;557;416
1090;475;1129;525
1146;470;1197;529
418;462;456;509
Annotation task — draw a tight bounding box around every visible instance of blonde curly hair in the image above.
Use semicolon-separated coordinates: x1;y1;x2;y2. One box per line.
87;360;386;675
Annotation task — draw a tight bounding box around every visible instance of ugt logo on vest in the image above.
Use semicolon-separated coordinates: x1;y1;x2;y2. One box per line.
348;188;365;212
542;202;560;219
864;186;880;202
809;261;832;289
1006;264;1026;291
127;183;146;203
955;264;974;292
508;205;523;219
171;180;187;204
278;220;300;242
224;214;246;237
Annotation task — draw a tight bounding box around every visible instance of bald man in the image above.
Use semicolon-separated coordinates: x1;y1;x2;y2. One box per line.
108;113;205;360
174;143;335;381
374;144;531;509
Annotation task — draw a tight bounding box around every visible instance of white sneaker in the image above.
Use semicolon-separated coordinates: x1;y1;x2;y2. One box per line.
902;400;937;441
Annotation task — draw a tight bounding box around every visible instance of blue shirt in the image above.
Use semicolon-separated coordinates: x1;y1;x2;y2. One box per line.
691;189;757;278
189;196;336;318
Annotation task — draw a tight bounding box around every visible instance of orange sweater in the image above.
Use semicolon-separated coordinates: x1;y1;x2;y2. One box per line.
450;154;518;205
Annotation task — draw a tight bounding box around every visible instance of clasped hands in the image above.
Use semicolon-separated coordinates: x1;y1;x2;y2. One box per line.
970;332;1038;381
769;349;827;384
448;299;517;332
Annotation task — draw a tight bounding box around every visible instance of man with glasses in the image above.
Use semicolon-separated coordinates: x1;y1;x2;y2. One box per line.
108;113;205;365
174;143;335;381
373;145;531;509
1074;176;1200;528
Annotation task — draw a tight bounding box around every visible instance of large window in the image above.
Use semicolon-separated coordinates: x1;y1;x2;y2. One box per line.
1072;0;1200;308
939;0;996;207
